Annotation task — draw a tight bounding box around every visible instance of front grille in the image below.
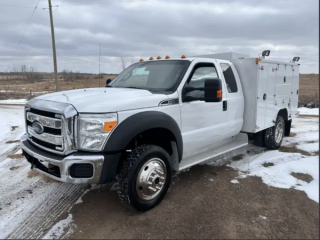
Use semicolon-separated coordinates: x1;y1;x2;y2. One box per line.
26;108;64;154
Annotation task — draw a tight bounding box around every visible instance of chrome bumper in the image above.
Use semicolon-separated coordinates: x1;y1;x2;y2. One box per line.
20;134;104;184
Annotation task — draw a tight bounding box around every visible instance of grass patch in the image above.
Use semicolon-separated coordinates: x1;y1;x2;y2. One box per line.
279;145;311;156
306;140;318;144
11;126;18;131
6;140;20;144
262;162;274;167
291;172;314;183
289;132;297;137
9;166;20;170
7;154;24;159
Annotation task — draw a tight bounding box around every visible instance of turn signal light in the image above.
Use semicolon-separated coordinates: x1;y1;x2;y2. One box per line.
104;121;117;132
217;90;222;98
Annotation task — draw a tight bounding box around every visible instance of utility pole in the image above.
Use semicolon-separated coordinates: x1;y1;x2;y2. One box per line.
48;0;59;91
99;43;101;87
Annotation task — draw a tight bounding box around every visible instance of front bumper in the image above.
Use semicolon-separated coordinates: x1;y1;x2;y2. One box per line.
20;134;104;184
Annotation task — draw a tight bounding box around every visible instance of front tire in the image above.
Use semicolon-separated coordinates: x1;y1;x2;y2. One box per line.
264;116;285;150
116;144;172;212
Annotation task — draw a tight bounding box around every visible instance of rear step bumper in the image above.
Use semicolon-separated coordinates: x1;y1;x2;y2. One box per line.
20;134;104;184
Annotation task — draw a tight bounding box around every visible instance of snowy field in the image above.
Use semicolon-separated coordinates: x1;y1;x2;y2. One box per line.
0;105;318;239
231;116;319;203
298;107;319;115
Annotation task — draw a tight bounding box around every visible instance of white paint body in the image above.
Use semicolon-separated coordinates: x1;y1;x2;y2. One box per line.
35;53;299;170
232;58;300;133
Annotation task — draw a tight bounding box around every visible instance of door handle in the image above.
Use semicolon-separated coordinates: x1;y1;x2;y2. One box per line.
223;100;227;111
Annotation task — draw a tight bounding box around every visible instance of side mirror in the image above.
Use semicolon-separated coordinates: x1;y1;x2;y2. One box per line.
182;78;222;102
106;79;112;87
204;78;222;102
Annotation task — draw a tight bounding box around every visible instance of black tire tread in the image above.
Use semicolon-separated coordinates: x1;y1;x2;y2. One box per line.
264;116;285;150
116;144;170;211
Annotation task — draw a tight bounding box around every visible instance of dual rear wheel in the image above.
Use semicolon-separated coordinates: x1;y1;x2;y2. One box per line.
254;115;285;150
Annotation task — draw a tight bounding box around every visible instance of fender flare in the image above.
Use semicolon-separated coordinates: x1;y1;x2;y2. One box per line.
103;111;183;161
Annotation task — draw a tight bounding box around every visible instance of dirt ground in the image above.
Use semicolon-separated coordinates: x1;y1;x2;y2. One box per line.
67;164;318;240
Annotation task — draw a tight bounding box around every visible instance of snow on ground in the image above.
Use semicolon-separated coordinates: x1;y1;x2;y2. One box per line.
298;107;319;115
282;117;319;154
0;99;27;105
0;105;318;239
231;117;319;203
0;106;25;156
0;105;88;239
42;214;75;239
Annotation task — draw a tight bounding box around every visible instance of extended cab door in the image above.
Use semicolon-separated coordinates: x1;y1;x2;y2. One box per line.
179;59;238;160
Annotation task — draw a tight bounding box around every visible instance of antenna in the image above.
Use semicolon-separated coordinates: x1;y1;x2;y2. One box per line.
99;43;101;87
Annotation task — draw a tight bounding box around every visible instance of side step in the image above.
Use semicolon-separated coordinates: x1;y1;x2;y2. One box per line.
179;133;248;171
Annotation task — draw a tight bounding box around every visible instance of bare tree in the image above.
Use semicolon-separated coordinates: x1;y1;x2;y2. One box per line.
60;69;82;81
119;57;138;71
120;56;127;71
130;57;137;65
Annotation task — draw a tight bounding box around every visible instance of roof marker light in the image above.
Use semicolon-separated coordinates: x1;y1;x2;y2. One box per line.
181;55;186;58
149;57;154;60
157;56;161;59
139;59;144;62
165;55;170;59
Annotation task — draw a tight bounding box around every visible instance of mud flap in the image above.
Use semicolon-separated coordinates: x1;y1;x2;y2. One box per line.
285;119;292;137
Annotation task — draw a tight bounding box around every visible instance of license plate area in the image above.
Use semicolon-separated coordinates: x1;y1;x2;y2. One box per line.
22;150;61;178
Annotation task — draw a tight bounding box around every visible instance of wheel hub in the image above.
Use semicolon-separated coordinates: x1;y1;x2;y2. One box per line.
136;158;167;201
275;122;284;143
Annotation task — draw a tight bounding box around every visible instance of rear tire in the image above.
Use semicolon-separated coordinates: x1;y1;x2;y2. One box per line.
264;116;285;150
116;144;172;212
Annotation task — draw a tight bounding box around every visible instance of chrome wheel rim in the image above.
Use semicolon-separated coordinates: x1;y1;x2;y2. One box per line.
275;122;284;143
136;158;167;201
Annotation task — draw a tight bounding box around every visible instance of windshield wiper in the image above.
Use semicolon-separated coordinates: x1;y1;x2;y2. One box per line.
126;86;144;90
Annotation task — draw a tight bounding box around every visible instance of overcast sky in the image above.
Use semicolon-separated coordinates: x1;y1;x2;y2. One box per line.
0;0;318;73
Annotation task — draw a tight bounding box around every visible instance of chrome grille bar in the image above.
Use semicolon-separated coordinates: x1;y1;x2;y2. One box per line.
28;126;62;145
27;112;62;129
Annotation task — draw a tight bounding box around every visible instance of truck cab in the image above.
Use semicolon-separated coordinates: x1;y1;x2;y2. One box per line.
20;52;299;211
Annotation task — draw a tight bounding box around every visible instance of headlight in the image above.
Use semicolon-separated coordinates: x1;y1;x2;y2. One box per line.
78;113;117;151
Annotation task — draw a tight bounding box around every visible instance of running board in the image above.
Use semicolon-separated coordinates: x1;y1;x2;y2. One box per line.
179;133;248;171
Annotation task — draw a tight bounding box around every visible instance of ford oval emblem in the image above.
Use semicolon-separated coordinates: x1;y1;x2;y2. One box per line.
32;121;44;134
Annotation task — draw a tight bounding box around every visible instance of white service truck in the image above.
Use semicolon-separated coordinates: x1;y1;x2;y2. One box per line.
20;51;300;211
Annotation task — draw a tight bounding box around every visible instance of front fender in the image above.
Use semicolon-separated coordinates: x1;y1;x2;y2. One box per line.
103;111;183;161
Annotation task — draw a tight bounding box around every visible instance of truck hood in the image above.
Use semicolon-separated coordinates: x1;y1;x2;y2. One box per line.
35;88;168;112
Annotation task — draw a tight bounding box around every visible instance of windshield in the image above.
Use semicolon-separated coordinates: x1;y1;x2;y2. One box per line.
109;60;190;93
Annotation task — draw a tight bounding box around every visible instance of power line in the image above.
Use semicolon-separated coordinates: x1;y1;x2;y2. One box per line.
1;0;147;9
57;0;147;7
10;0;41;63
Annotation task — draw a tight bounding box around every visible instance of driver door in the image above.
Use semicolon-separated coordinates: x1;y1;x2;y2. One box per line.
180;61;229;159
